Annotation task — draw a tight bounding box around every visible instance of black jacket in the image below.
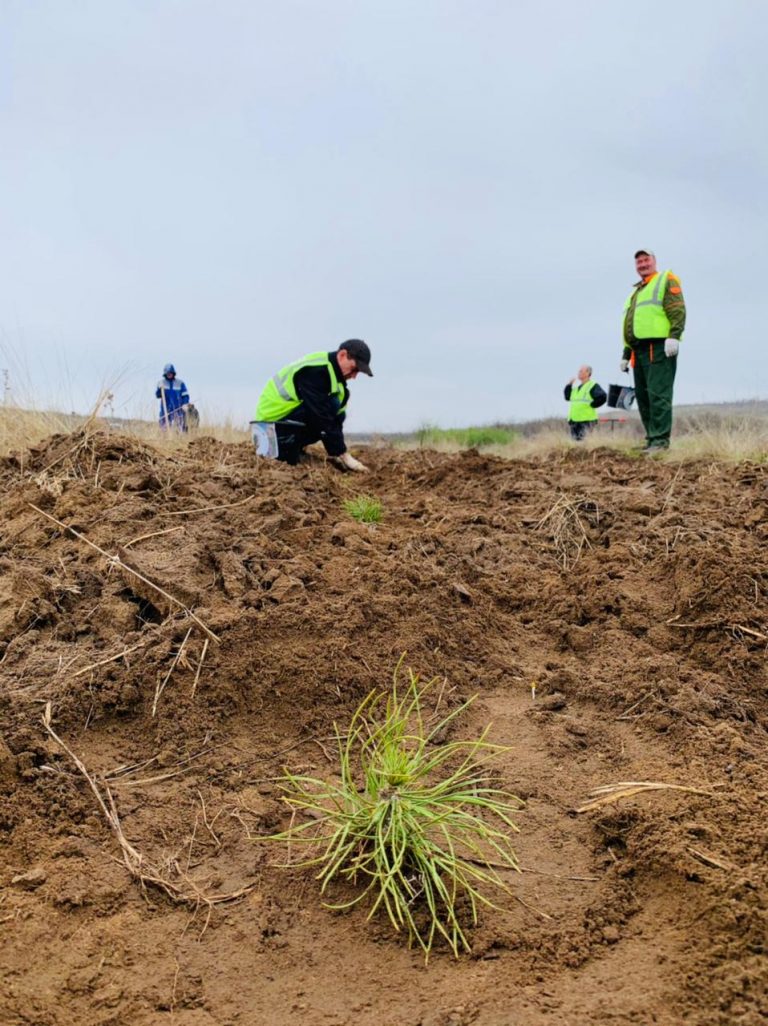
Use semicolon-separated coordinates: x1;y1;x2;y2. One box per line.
290;352;349;456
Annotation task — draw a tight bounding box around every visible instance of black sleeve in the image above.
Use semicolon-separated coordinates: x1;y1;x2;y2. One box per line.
293;365;347;456
563;384;573;400
590;383;607;409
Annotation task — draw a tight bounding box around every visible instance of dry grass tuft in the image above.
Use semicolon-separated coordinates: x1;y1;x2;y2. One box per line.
535;493;598;569
575;780;719;813
664;415;768;462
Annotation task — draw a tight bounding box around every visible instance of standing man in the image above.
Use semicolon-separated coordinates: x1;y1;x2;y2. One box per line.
156;363;190;431
253;340;372;470
620;249;686;453
563;365;607;441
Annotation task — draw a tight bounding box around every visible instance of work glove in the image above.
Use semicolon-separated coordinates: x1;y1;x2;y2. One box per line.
334;452;369;473
620;359;630;373
664;339;679;358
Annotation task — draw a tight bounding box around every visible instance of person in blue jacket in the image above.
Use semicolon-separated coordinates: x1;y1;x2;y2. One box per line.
155;364;190;430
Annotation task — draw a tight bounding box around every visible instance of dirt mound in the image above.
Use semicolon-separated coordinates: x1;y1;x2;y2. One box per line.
1;428;766;1026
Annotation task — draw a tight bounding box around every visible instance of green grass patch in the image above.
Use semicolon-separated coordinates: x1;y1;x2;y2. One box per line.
415;423;518;449
262;662;522;959
343;494;383;523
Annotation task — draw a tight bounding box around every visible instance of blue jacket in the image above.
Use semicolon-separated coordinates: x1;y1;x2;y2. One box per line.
156;377;189;416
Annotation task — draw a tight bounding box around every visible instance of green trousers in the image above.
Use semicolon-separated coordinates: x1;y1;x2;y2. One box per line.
632;340;677;447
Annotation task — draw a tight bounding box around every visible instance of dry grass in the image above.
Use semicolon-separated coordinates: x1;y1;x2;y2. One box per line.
125;414;251;448
0;404;250;459
490;429;624;459
399;424;641;459
401;414;768;463
535;493;598;569
3;399;768;464
663;415;768;462
575;780;719;813
0;407;79;456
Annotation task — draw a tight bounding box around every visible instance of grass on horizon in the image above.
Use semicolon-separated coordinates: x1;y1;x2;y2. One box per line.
399;413;768;463
414;423;518;449
2;401;767;465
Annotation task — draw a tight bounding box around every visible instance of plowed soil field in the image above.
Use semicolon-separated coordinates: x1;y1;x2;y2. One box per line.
1;429;767;1026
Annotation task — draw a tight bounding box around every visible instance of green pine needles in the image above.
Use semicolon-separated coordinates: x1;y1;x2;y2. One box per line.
342;494;383;523
264;663;522;958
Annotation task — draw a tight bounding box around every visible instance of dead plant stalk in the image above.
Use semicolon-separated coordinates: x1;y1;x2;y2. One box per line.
42;704;253;909
72;640;149;678
28;503;219;643
576;780;719;814
191;638;210;699
161;494;257;517
152;627;193;716
123;525;185;549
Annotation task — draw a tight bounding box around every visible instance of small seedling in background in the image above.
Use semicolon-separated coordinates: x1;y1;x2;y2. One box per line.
343;494;383;524
261;661;522;959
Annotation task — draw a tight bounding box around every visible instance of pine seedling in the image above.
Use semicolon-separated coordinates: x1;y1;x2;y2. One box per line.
343;494;383;524
262;662;522;959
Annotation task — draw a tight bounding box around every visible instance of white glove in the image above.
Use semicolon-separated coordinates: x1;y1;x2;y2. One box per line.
620;359;630;373
664;338;679;358
336;452;369;473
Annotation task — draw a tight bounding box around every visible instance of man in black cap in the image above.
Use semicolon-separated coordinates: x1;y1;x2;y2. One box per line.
620;249;686;452
253;340;373;469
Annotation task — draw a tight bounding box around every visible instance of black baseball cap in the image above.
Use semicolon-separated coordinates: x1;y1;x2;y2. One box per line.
338;339;373;376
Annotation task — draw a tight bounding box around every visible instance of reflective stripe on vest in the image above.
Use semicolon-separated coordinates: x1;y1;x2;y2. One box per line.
624;271;671;340
255;351;347;422
569;380;598;423
271;373;293;402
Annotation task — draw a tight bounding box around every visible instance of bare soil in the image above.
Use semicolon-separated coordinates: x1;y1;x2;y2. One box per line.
1;429;766;1026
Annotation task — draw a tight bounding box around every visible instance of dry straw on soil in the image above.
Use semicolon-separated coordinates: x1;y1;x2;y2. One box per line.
42;703;256;920
534;493;599;570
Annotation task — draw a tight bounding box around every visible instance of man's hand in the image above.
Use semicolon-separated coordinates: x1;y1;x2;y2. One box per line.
664;339;679;358
620;359;630;373
334;452;369;473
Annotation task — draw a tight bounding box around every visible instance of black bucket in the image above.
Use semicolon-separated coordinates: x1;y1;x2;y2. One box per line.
617;386;636;410
607;383;622;408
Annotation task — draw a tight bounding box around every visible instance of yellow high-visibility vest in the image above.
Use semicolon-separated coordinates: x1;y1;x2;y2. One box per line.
624;271;672;339
255;351;347;422
569;380;598;423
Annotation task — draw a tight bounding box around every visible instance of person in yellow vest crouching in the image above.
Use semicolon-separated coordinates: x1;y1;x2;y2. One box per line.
252;340;372;471
563;365;607;441
620;249;686;454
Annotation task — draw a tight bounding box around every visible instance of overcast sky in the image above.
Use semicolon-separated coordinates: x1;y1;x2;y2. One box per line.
1;0;766;432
